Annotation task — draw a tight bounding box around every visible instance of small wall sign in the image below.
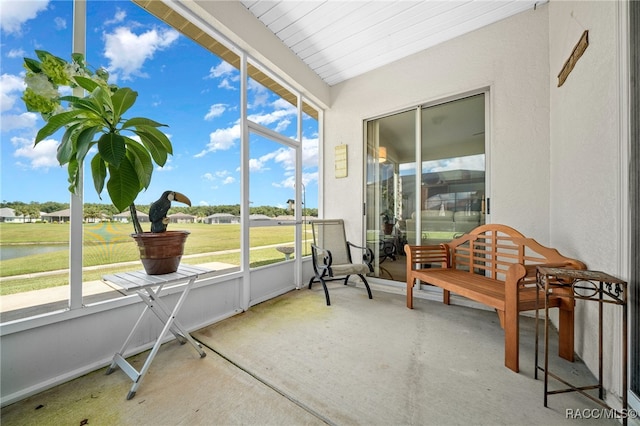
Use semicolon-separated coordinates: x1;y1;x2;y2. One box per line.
335;145;347;178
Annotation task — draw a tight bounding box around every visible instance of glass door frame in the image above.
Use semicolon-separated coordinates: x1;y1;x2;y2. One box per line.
363;88;490;285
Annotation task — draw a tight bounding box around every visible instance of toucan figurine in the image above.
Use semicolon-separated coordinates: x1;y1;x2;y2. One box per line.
149;190;191;233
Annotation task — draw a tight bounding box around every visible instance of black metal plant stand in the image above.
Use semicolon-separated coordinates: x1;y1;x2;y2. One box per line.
535;266;628;425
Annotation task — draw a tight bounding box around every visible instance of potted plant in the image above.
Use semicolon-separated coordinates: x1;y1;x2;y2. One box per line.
22;50;190;274
381;211;394;236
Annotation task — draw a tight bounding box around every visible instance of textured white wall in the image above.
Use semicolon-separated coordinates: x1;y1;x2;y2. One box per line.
549;0;626;403
549;2;621;277
326;1;630;408
326;5;552;245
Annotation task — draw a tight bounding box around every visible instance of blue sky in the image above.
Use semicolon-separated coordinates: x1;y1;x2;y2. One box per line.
0;0;319;209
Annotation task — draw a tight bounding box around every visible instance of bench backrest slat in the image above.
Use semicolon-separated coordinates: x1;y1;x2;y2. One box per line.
445;224;585;281
406;224;586;284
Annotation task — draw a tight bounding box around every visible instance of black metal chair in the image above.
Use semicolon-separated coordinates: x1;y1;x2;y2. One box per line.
308;219;373;305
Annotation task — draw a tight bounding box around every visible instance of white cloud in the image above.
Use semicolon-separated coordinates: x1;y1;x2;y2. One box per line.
399;154;484;176
302;136;319;168
0;72;37;131
208;62;238;91
246;97;297;133
248;109;290;127
0;0;49;34
249;158;265;172
248;150;284;173
7;48;25;58
12;135;59;169
249;89;269;108
274;174;294;189
274;170;318;191
421;154;485;173
1;112;37;131
204;103;226;121
53;16;66;30
208;61;236;78
247;140;318;189
194;124;239;157
105;9;126;26
274;119;290;133
0;73;26;112
272;147;295;171
103;26;180;81
272;98;295;110
156;157;174;172
218;79;236;91
302;171;319;187
202;169;236;185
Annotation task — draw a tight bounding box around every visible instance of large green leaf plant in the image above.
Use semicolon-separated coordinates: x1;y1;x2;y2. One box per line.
22;50;173;234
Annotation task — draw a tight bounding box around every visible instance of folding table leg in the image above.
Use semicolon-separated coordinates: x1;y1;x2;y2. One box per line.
145;277;206;357
110;276;206;399
137;287;188;344
105;301;153;376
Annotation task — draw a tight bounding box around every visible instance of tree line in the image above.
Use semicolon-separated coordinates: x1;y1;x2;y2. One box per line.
1;201;317;221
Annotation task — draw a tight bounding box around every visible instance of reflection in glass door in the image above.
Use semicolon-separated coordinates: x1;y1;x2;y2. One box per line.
365;110;415;281
365;93;486;283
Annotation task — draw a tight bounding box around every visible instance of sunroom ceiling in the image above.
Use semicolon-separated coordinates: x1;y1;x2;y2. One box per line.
240;0;545;86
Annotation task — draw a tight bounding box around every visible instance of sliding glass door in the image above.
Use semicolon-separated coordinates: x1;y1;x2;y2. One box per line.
365;93;487;283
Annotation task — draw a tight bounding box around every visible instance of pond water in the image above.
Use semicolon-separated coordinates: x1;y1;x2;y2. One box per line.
0;245;68;261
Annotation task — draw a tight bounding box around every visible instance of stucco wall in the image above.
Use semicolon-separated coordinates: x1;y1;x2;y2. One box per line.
326;5;552;245
549;0;626;401
326;0;630;408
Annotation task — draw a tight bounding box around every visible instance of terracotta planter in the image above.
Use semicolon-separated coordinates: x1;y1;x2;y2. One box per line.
131;230;190;275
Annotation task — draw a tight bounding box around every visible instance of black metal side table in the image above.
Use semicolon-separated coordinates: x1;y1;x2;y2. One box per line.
535;266;628;425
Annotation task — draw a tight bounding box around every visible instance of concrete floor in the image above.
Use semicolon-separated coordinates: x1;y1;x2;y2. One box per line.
0;283;629;425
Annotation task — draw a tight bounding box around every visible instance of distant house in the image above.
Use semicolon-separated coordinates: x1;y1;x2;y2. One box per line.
249;214;273;221
84;213;109;223
0;208;16;223
113;209;149;223
205;213;239;224
0;207;41;223
41;209;71;223
168;212;196;224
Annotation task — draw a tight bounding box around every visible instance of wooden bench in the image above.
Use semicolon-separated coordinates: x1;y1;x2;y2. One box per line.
405;224;586;372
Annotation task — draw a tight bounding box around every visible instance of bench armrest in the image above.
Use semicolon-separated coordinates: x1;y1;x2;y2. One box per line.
404;244;450;270
505;260;586;301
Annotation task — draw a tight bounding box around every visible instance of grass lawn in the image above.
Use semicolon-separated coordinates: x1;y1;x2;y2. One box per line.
0;222;312;295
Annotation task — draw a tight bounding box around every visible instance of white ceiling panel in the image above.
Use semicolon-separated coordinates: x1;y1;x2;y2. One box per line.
240;0;544;86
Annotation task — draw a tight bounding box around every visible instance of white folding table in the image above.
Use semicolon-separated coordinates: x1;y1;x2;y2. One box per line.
102;264;214;400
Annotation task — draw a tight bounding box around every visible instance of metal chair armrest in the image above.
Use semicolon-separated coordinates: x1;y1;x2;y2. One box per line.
311;244;333;269
347;241;374;272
